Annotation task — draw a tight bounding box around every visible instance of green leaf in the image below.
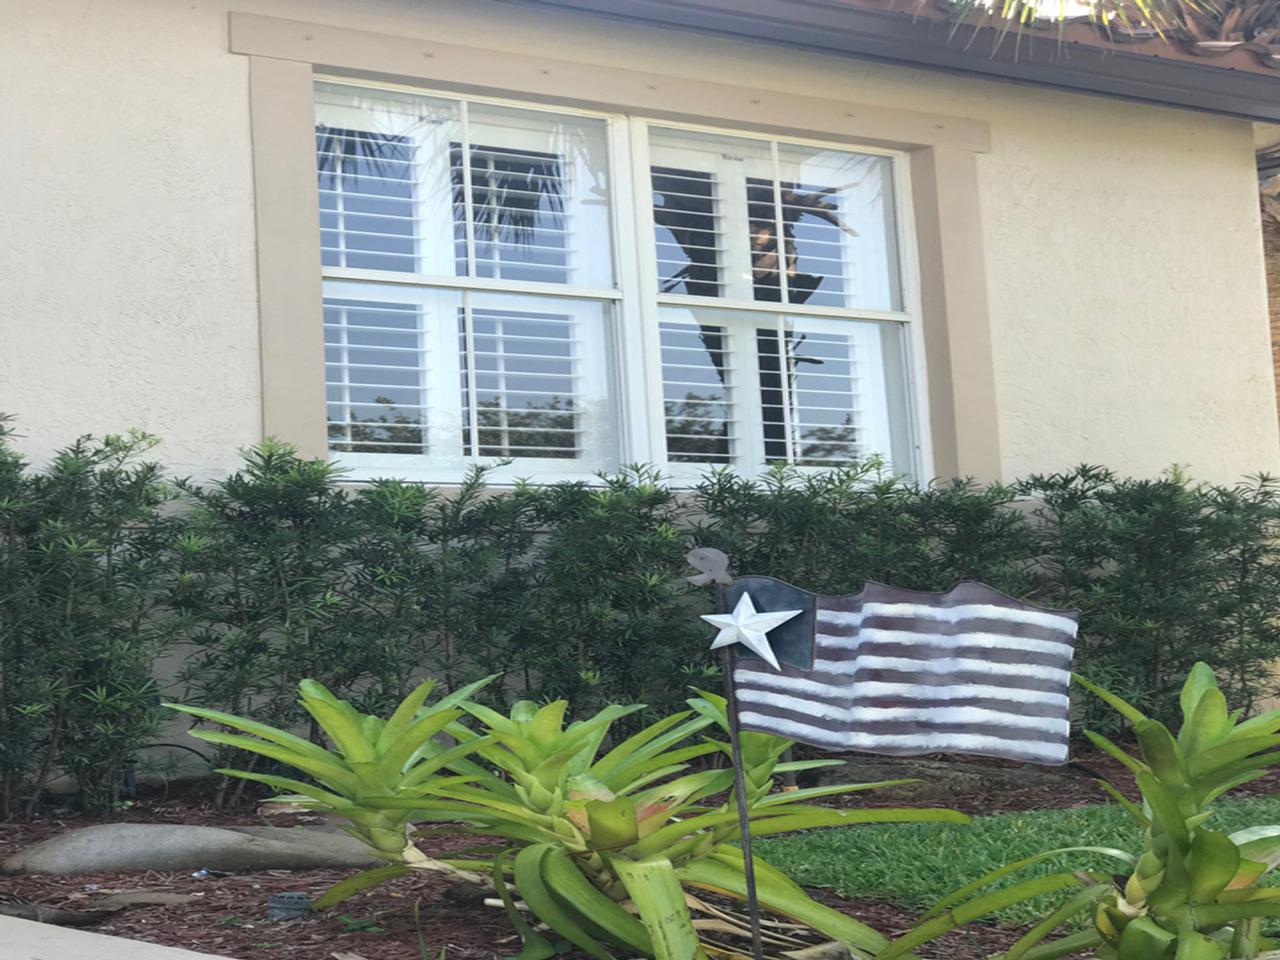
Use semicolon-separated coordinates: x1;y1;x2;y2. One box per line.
493;851;559;960
753;780;921;807
210;768;350;808
165;702;337;766
593;711;711;784
1188;736;1280;782
402;737;496;790
529;701;570;752
585;796;639;849
1019;929;1106;960
1180;663;1219;728
373;681;435;756
1116;916;1176;960
1173;930;1227;960
1083;730;1148;778
431;674;500;713
1137;770;1189;851
313;864;410;909
879;872;1092;960
539;848;650;955
610;855;703;960
922;848;1135;920
1004;884;1112;960
188;729;358;793
1230;825;1280;880
1227;707;1280;741
743;807;968;839
1094;779;1150;828
375;707;463;783
298;685;377;765
1188;829;1239;904
1074;673;1147;726
512;844;613;960
1136;719;1187;786
676;854;888;956
1182;687;1231;755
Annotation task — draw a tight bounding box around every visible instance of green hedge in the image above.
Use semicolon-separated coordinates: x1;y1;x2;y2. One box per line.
4;422;1280;812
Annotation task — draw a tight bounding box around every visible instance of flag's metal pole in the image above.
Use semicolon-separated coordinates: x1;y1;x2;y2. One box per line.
717;583;766;960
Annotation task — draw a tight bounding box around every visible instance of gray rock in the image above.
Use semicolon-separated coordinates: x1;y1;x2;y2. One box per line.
810;755;1073;802
2;823;381;876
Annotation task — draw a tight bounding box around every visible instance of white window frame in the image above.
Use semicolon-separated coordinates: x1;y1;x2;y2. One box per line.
315;76;931;486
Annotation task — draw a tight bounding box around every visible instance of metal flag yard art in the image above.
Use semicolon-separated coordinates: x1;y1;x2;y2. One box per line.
725;578;1078;766
689;548;1080;960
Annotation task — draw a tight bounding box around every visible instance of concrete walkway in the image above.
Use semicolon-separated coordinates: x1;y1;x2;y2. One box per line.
2;915;235;959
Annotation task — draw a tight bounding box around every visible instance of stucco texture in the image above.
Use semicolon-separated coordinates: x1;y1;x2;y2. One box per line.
1;0;1274;482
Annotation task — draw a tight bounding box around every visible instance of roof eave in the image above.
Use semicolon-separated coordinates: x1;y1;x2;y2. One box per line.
509;0;1280;123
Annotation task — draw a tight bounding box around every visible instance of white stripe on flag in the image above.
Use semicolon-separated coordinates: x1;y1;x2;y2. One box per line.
734;670;847;700
854;627;1075;658
857;601;1078;634
814;654;1071;685
850;680;1070;708
733;672;1071;708
736;711;1068;762
734;688;1070;735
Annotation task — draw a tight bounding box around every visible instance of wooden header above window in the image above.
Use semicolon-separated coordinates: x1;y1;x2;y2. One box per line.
228;12;990;154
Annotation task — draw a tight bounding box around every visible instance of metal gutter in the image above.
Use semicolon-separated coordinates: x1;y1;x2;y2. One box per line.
511;0;1280;122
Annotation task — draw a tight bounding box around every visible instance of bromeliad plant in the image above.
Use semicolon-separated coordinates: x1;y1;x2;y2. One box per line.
173;681;967;958
880;663;1280;960
374;691;969;960
168;676;496;903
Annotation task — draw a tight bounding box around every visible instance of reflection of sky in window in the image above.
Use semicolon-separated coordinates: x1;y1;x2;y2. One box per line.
317;128;417;272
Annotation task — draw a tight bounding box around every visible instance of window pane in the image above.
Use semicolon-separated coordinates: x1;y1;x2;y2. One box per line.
658;311;735;464
764;145;899;310
325;295;433;455
316;83;461;276
454;103;612;287
458;293;615;462
649;127;900;310
652;166;724;297
757;317;911;471
316;83;614;288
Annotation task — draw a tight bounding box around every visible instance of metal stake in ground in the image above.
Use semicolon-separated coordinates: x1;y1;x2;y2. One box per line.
697;569;804;960
722;631;765;960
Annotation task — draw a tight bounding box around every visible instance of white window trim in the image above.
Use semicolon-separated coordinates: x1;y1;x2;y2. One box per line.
315;75;932;487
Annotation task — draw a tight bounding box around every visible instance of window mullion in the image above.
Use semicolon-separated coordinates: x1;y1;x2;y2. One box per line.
767;141;798;466
615;117;661;466
461;292;480;457
459;100;478;278
733;311;768;473
338;305;352;448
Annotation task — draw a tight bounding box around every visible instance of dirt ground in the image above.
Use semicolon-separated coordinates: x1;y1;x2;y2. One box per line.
6;746;1273;960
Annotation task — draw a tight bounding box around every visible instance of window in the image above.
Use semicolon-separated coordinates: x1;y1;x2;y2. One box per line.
315;80;919;481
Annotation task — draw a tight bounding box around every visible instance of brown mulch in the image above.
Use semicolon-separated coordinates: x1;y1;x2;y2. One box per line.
5;750;1279;960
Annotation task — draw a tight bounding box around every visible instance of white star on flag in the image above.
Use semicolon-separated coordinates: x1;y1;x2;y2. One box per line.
702;593;804;671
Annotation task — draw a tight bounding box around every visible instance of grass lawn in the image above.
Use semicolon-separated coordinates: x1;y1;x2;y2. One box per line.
755;796;1280;927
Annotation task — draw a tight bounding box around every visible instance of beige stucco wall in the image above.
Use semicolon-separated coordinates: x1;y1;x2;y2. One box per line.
1;0;1275;483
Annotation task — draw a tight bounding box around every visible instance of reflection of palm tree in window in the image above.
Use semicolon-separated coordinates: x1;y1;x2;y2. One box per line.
745;180;860;304
451;143;566;280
